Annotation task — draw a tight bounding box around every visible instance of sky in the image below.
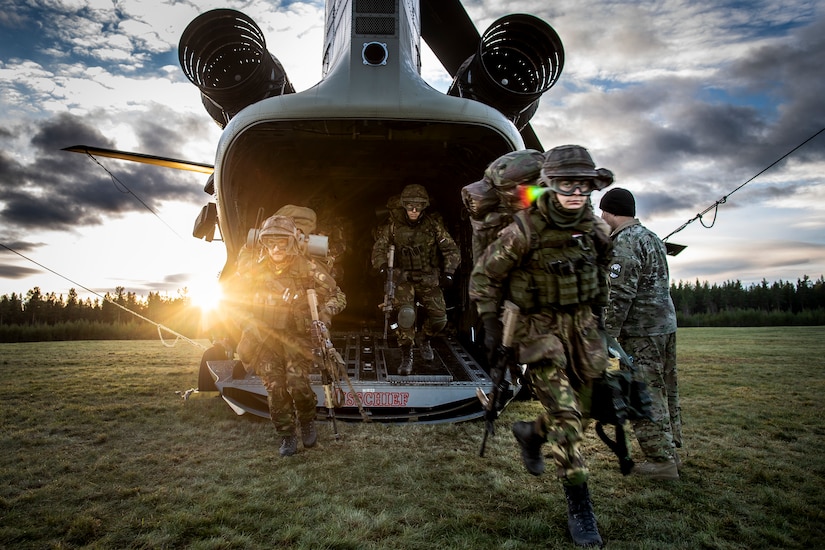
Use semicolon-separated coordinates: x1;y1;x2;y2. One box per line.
1;0;824;306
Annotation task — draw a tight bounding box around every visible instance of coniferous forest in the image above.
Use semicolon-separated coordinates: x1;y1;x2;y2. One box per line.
1;276;824;342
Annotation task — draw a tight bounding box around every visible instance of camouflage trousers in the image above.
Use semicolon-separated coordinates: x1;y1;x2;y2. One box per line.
529;362;591;486
255;337;318;437
519;307;609;486
622;332;681;460
394;279;447;347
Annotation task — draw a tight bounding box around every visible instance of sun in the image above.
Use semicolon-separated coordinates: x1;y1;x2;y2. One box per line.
186;277;224;312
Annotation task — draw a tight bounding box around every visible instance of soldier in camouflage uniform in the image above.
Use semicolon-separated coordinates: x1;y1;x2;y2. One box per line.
462;149;546;260
372;184;460;375
599;188;681;480
470;145;615;548
230;213;346;457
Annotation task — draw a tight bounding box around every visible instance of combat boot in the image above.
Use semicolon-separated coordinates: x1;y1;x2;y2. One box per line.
398;344;413;375
279;433;298;457
419;336;434;361
300;420;317;448
632;459;679;480
512;421;547;476
563;483;603;548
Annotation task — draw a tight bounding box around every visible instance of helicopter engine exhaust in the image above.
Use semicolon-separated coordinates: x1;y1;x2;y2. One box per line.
447;14;564;130
178;9;295;128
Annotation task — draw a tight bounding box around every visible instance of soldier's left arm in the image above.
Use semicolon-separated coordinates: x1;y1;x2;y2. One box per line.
605;235;642;337
311;260;347;320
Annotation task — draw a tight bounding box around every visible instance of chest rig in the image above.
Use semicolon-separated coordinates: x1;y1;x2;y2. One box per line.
249;261;314;332
507;208;601;311
390;217;439;276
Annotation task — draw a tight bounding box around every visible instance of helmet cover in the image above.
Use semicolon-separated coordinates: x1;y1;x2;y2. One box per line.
540;144;614;193
258;215;306;257
400;184;429;211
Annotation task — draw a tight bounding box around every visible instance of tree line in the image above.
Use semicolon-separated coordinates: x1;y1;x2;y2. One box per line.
1;275;824;342
0;286;208;342
670;274;825;326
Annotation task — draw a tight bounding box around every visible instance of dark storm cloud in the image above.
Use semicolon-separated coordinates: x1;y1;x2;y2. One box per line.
0;241;46;281
0;112;207;235
0;263;41;279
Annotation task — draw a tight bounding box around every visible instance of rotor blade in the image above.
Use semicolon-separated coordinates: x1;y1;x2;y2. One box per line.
420;0;479;76
63;145;214;174
520;125;543;152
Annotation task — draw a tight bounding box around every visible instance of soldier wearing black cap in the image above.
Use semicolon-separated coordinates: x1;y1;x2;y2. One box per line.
599;188;682;480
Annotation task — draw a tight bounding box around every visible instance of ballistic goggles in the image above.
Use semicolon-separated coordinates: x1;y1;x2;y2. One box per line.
403;200;427;212
549;178;595;196
260;235;292;251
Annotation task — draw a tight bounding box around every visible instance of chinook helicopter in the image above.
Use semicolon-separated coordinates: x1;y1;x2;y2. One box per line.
65;0;565;423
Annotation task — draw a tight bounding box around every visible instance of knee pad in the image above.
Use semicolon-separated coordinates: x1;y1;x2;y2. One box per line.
397;305;416;329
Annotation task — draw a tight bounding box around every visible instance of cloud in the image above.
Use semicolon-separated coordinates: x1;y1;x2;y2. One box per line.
1;0;823;295
0;263;42;279
528;1;825;226
0;112;206;235
672;239;825;284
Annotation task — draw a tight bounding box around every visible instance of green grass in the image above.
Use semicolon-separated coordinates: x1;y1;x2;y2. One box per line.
1;328;824;549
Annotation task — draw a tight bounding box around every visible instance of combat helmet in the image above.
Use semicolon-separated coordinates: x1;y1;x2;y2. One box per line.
485;149;545;189
400;184;429;211
258;215;307;258
540;144;614;194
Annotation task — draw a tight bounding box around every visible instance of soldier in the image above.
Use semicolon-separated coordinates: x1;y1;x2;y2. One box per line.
470;144;614;548
462;149;546;260
599;188;681;480
229;213;346;457
371;184;460;375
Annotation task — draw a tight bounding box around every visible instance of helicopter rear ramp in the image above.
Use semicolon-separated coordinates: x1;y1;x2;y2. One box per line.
206;331;515;424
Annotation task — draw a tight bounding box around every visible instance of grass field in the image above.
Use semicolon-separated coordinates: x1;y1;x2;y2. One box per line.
1;327;823;549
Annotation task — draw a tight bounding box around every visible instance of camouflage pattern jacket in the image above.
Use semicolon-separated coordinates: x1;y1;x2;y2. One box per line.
469;204;612;317
605;219;677;338
229;252;346;336
371;209;460;283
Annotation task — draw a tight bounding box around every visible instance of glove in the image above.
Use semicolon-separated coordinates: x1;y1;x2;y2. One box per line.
324;299;340;317
439;273;454;289
377;262;389;276
481;313;502;356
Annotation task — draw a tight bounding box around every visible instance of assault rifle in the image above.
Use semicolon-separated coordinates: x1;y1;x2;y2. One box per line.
476;300;520;457
307;289;344;440
381;244;396;341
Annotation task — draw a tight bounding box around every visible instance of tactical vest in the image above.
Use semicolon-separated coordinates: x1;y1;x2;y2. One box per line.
390;216;440;274
248;261;315;332
507;208;602;311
